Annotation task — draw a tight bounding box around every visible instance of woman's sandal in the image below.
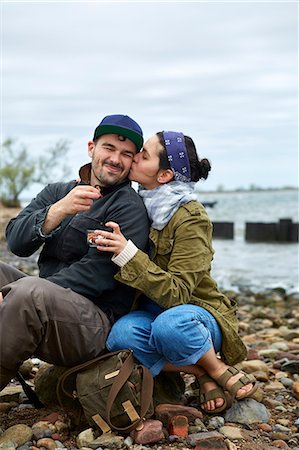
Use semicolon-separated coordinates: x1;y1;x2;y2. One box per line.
194;373;231;414
215;366;258;400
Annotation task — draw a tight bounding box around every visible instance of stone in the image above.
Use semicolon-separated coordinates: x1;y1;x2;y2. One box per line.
36;438;57;450
272;424;291;433
89;434;124;449
264;381;285;391
224;439;238;450
0;386;22;403
293;381;299;400
0;403;14;413
271;439;289;448
246;349;260;360
194;418;208;430
168;416;188;437
194;438;227;450
76;429;95;448
32;422;55;440
241;359;269;374
19;360;34;379
187;431;223;446
130;419;164;445
123;436;133;446
281;360;299;374
278;326;299;340
263;398;282;409
32;429;52;440
224;398;270;424
258;423;272;432
155;403;203;425
0;425;32;447
259;349;280;358
41;413;60;424
280;377;294;388
251;370;269;382
54;421;69;434
207;416;225;430
276;351;299;361
219;425;245;440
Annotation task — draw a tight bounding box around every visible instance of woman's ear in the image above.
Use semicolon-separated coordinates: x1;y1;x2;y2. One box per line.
157;169;174;184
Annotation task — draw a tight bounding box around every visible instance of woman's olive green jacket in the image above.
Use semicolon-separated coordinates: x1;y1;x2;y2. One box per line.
115;200;247;365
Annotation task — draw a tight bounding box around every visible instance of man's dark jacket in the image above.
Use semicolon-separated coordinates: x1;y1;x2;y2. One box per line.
6;164;149;322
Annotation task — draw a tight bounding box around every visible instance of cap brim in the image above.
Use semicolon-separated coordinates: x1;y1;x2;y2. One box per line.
94;124;143;151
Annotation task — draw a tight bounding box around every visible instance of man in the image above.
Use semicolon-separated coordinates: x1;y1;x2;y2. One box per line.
0;114;149;390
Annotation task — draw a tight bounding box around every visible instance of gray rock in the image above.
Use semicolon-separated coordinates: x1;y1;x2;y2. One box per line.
0;425;33;448
280;377;294;388
272;424;291;433
224;398;270;424
0;387;22;403
275;406;288;412
76;429;95;448
219;425;245;440
208;416;225;430
53;441;65;448
16;445;31;450
123;436;133;446
89;434;124;450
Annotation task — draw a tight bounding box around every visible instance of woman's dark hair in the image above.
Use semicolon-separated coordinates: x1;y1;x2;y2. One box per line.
156;132;211;182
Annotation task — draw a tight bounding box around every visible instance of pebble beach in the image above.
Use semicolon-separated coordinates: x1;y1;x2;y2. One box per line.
0;206;298;450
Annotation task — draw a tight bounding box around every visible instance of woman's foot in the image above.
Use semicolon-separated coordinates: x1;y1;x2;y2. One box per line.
196;373;228;413
211;365;257;399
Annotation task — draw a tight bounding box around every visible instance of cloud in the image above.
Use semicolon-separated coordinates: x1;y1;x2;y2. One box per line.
2;1;298;192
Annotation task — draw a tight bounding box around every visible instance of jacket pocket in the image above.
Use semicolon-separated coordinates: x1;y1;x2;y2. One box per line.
58;214;105;262
157;238;174;255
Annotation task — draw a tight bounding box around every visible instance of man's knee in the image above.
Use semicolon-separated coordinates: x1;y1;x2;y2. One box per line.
1;276;51;315
0;262;26;288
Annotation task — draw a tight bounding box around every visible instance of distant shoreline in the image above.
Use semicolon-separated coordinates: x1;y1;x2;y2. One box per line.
198;187;299;194
19;186;298;204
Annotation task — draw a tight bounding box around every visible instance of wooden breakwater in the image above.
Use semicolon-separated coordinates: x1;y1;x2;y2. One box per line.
212;218;299;242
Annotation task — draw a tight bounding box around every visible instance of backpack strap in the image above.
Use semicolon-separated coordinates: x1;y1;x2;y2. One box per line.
16;372;44;408
105;351;154;432
57;350;120;404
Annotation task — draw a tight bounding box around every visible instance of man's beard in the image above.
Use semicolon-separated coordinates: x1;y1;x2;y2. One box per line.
92;161;124;187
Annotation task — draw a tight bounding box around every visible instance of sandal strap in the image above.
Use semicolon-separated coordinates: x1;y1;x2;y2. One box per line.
216;366;239;388
230;373;256;397
199;386;226;404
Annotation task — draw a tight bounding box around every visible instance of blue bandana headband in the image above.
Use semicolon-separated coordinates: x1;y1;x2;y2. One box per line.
162;131;191;182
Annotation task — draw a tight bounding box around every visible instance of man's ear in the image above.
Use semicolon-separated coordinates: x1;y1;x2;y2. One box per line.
88;141;95;158
157;169;174;184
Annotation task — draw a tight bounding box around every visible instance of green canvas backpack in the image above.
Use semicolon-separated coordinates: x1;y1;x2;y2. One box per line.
57;349;154;433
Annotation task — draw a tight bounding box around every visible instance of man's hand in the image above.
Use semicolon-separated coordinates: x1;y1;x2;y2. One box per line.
42;186;101;235
56;186;101;216
0;292;3;305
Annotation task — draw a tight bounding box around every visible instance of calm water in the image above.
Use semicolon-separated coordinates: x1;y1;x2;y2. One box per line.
21;190;298;294
197;190;299;294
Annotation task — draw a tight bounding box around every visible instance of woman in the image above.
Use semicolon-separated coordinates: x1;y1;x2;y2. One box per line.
94;131;257;413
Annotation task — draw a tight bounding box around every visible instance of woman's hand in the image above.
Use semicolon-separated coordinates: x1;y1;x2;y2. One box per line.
95;221;128;255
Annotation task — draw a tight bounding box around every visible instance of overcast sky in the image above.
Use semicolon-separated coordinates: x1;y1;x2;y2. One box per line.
1;1;298;196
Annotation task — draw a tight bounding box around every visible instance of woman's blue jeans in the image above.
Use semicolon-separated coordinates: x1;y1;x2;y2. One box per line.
106;304;222;377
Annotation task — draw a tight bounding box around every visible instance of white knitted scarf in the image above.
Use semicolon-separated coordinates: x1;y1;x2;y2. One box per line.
138;181;197;231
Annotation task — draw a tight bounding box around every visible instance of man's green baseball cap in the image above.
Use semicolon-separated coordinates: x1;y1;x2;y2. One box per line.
93;114;143;151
